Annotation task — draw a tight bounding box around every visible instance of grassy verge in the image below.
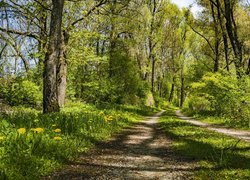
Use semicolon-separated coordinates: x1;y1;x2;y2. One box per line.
160;107;250;179
182;110;250;130
0;102;157;179
193;115;250;130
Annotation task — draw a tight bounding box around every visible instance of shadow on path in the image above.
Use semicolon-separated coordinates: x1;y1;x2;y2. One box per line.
45;111;201;180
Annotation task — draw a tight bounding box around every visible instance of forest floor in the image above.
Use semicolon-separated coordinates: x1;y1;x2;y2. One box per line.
45;111;199;179
176;110;250;143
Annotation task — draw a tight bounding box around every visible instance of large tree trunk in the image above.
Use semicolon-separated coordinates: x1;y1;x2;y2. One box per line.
216;0;230;71
43;0;64;113
57;31;69;107
224;0;243;78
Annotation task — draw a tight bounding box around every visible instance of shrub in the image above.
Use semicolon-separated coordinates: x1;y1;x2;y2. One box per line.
0;78;42;107
185;72;250;128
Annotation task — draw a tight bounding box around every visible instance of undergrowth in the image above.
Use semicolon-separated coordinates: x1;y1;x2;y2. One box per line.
0;102;156;179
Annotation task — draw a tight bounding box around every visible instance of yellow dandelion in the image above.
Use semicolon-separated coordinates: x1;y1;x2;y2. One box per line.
99;111;104;116
53;136;62;140
108;116;113;120
53;128;61;133
31;128;44;133
104;116;109;122
35;128;44;133
17;128;26;134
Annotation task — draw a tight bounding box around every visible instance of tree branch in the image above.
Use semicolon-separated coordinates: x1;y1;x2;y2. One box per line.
33;0;51;11
69;0;107;29
0;33;30;72
0;43;8;58
0;27;39;39
189;24;215;54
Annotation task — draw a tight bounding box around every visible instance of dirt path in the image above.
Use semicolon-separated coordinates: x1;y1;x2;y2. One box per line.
176;110;250;143
46;111;197;180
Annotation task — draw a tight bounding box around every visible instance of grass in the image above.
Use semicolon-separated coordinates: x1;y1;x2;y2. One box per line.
160;107;250;179
193;115;250;130
182;109;250;130
0;102;157;179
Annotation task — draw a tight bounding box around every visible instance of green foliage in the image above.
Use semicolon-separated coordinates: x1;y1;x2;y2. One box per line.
0;102;154;179
108;50;145;104
184;72;250;128
0;78;42;107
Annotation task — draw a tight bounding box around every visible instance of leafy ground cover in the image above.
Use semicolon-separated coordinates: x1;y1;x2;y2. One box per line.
0;102;156;179
160;107;250;179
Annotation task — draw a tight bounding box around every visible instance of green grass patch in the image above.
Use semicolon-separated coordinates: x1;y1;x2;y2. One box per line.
160;108;250;179
0;102;156;179
193;115;250;130
183;109;250;130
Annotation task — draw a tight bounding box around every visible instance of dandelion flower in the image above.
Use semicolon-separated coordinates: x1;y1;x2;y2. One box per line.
104;116;109;122
99;111;104;116
53;136;62;140
104;115;113;122
53;128;61;133
32;128;44;133
17;128;26;134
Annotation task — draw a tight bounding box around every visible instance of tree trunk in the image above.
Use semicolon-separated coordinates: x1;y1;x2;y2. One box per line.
211;1;220;72
43;0;64;113
57;31;69;107
216;0;230;71
224;0;243;78
180;77;184;108
246;59;250;75
168;76;175;103
151;56;156;92
109;0;117;78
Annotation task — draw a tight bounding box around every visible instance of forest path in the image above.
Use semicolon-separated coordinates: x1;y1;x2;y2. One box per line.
176;110;250;143
46;111;198;180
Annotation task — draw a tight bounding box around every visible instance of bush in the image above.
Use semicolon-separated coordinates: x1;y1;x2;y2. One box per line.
185;72;250;128
0;78;42;107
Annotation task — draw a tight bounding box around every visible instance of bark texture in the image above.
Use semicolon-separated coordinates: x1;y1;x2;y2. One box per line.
224;0;243;78
43;0;64;113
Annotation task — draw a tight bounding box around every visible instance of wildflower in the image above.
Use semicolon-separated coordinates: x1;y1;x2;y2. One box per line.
31;128;44;133
0;136;5;141
104;115;113;122
17;128;26;134
53;128;61;133
99;111;104;116
53;136;62;140
104;116;109;122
